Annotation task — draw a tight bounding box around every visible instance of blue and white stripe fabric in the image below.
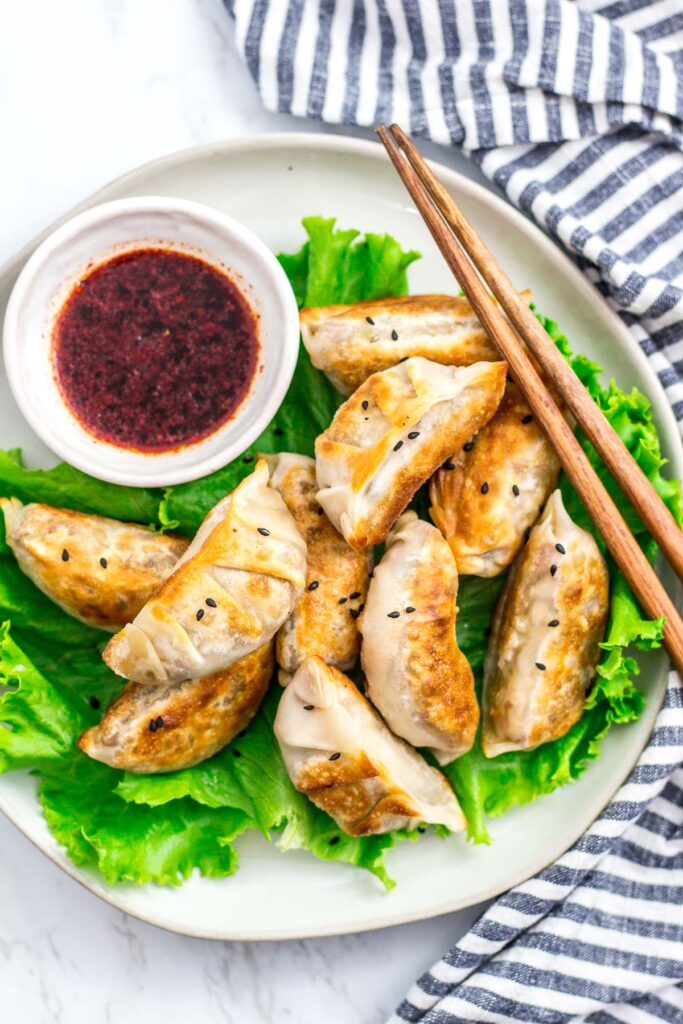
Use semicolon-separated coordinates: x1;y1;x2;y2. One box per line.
223;1;683;1021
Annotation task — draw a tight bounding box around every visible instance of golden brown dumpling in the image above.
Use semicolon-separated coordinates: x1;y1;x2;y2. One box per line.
78;642;274;773
482;489;609;757
429;380;561;576
274;657;466;836
266;453;372;685
359;512;478;765
300;294;503;394
315;357;507;551
0;498;188;631
103;460;307;684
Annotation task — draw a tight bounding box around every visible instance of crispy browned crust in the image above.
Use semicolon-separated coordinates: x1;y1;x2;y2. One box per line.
78;642;274;772
273;460;369;676
429;381;561;575
296;750;422;836
402;541;479;754
1;500;188;631
317;361;508;550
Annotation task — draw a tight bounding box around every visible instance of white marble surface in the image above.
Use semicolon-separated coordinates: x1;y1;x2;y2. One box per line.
0;3;496;1021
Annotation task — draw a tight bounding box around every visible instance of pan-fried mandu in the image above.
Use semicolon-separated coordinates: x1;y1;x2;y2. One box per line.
274;656;466;836
429;379;561;577
300;293;511;395
78;642;274;772
266;453;372;685
103;460;307;684
0;498;188;631
315;356;507;551
359;512;478;765
482;489;609;757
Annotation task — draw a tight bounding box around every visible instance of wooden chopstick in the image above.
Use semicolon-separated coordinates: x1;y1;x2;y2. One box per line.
376;124;683;676
389;122;683;586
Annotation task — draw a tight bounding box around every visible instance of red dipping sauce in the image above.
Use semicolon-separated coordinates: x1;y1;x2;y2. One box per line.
52;248;260;453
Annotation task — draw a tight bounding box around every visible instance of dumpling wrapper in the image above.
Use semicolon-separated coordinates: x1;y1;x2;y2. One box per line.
315;357;507;551
429;380;561;577
0;498;188;631
360;512;478;765
78;642;274;773
482;489;609;757
266;453;372;685
103;460;307;684
300;293;524;395
274;657;466;835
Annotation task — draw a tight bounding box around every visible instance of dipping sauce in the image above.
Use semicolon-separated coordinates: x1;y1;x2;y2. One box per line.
52;248;260;453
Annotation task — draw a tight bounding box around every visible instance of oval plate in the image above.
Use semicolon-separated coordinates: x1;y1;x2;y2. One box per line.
0;133;679;941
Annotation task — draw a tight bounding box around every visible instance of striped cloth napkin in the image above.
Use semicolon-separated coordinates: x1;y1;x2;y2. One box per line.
224;1;683;1021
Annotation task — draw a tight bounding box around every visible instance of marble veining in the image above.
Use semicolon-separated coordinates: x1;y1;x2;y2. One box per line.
0;2;493;1020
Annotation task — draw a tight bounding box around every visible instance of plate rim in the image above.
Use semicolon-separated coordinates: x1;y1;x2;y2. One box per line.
0;131;679;942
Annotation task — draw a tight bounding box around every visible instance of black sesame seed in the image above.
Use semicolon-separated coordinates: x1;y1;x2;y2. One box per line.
535;662;546;671
329;752;341;761
257;527;270;536
550;564;558;576
480;482;490;494
463;441;474;452
350;592;361;600
365;316;375;325
89;696;101;710
149;719;158;733
243;454;254;463
555;543;566;555
358;603;365;612
350;609;360;619
362;400;369;410
391;329;399;340
307;580;320;591
407;431;420;439
156;716;164;728
338;597;348;605
405;606;416;614
512;484;520;497
443;460;456;471
329;836;340;846
196;608;205;621
206;597;217;608
394;440;403;451
303;704;315;711
387;610;400;619
521;414;534;424
548;619;560;627
61;548;69;562
99;557;108;568
232;748;241;757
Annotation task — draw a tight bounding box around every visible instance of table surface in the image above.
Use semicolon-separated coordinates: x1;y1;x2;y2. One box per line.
0;3;497;1021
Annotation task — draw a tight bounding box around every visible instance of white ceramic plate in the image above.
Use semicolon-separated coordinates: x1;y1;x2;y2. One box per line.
0;134;679;941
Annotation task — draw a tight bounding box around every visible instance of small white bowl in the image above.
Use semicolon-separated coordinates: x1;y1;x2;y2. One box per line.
3;197;300;487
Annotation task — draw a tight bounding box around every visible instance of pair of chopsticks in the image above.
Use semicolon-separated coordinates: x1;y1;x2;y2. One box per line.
377;123;683;676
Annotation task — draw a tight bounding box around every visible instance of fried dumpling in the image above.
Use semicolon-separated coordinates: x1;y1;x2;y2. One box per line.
429;380;561;577
482;489;609;758
78;642;274;773
300;294;504;395
0;498;188;631
274;656;466;836
315;357;507;551
359;513;478;765
266;453;372;685
103;460;307;684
